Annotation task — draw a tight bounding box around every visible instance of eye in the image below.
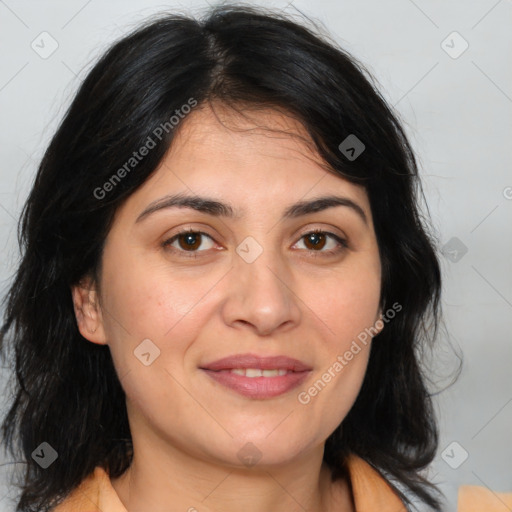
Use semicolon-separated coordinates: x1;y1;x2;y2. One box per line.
162;228;348;258
162;229;216;258
293;229;348;257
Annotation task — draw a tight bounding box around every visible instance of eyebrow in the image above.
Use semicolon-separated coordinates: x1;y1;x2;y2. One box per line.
135;192;368;225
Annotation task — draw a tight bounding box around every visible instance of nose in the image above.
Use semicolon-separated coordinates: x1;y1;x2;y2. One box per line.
220;238;301;337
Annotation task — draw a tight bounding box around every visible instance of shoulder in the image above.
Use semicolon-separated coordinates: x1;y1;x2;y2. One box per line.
458;485;512;511
51;467;127;512
344;453;408;511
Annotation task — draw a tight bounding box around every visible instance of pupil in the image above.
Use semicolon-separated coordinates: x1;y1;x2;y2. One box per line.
181;233;199;250
310;233;320;245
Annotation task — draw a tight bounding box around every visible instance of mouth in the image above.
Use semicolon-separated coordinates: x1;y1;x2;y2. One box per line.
200;353;312;372
200;353;312;399
216;368;292;377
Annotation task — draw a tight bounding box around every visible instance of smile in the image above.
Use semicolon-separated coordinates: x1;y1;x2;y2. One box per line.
201;368;311;399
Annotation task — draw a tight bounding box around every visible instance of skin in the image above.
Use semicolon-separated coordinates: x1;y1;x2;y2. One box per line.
72;103;383;512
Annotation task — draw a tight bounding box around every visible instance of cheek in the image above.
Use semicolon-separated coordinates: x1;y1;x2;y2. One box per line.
296;278;376;439
301;261;379;410
97;254;178;371
102;249;201;336
315;267;381;348
100;248;222;381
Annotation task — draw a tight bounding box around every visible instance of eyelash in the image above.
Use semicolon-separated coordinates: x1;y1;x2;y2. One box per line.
162;228;348;259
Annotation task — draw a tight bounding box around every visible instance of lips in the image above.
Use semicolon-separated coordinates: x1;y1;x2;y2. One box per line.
200;353;312;372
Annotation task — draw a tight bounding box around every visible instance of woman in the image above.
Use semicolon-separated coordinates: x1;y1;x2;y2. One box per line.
0;4;492;511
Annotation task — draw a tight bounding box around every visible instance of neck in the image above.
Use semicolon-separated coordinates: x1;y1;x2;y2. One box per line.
110;430;353;512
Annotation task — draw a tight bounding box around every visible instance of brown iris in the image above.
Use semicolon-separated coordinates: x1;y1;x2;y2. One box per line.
303;232;327;251
177;232;202;251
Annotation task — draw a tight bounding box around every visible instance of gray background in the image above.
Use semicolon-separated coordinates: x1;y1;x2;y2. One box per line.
1;0;511;511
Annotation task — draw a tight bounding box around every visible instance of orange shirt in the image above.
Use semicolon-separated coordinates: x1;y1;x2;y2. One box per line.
51;454;512;511
457;485;512;512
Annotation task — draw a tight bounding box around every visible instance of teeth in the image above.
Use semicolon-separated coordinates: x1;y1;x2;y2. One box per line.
229;368;289;377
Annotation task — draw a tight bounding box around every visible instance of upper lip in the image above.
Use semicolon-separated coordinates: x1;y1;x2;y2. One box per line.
200;353;312;372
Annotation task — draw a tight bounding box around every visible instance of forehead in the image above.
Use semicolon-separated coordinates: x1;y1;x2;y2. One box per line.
169;102;325;166
114;102;372;226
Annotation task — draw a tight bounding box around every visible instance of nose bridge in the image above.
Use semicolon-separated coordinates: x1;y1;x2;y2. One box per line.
235;233;287;297
223;233;299;334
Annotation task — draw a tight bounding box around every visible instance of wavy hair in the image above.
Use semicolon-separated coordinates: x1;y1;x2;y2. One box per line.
1;4;446;511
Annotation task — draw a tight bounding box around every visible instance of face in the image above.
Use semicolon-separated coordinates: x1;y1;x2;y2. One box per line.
72;103;383;469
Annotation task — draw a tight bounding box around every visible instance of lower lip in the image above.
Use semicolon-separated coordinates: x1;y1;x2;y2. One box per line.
201;369;311;399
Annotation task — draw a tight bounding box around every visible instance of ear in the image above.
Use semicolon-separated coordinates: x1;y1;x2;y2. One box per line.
71;276;107;345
